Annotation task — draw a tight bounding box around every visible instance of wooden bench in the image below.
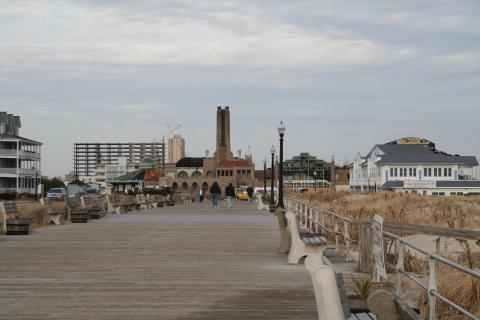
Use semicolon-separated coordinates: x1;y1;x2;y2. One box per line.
1;201;32;235
68;195;81;210
70;209;90;223
107;194;123;214
136;194;148;210
42;198;65;225
285;209;328;264
165;194;175;206
89;196;106;219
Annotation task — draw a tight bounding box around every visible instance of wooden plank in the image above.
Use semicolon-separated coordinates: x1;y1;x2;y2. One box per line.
0;202;317;320
354;313;374;320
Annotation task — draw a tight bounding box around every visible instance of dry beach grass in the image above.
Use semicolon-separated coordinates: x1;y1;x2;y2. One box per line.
291;190;480;318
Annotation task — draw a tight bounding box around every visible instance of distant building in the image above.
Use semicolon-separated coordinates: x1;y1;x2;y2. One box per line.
169;106;257;193
0;112;42;195
94;157;139;191
333;166;350;191
110;160;164;192
283;153;331;191
73;141;165;177
168;134;185;164
350;137;479;196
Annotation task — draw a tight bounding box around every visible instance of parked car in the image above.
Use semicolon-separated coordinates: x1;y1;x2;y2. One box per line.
46;188;66;199
236;188;249;201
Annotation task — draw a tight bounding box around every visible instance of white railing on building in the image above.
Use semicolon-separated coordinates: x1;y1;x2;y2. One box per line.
0;149;40;159
0;149;18;157
0;168;39;175
0;168;17;174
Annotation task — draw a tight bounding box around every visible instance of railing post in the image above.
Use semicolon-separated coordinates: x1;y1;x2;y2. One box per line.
344;221;351;261
428;258;437;320
335;224;339;252
396;241;405;297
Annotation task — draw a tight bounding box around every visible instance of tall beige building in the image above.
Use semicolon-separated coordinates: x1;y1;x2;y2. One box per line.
168;134;185;163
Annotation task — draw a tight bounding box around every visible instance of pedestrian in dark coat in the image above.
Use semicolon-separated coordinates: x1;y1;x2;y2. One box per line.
210;182;221;208
225;183;235;208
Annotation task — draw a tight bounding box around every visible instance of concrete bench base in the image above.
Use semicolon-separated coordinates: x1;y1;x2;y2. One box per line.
6;218;32;235
71;210;89;223
48;212;64;225
286;211;327;264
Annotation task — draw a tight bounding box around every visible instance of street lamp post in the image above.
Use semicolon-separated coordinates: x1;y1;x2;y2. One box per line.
263;157;267;195
277;121;286;209
314;171;317;191
34;170;38;199
270;145;275;212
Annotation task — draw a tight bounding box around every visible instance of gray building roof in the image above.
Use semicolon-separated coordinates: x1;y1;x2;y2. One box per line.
0;133;42;145
376;144;478;166
176;157;204;168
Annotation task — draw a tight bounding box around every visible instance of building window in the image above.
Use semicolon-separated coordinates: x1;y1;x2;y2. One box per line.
433;168;437;177
428;168;432;177
390;168;393;177
177;171;188;179
394;168;398;177
413;168;417;177
448;168;452;177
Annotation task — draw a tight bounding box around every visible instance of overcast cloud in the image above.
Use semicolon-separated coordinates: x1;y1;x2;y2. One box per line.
1;0;479;177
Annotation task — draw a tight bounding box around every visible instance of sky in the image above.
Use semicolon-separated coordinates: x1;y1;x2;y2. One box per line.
1;0;479;178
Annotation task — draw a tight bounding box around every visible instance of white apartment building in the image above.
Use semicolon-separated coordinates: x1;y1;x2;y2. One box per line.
168;134;185;164
0;112;42;195
350;137;479;196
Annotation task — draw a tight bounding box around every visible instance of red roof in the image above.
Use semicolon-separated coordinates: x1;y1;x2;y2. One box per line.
219;160;253;168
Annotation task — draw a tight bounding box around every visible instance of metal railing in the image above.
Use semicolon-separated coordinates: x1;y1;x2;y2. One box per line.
285;197;356;261
385;231;480;320
285;196;480;320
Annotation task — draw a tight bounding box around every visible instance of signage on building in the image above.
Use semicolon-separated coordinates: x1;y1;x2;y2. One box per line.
372;214;387;281
404;180;436;189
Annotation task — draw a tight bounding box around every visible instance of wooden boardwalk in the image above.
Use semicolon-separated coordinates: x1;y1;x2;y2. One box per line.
0;202;317;320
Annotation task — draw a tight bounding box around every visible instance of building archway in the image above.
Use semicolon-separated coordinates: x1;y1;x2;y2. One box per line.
202;182;209;191
191;171;202;179
192;182;198;190
172;182;178;191
181;182;188;191
206;171;214;178
177;171;188;179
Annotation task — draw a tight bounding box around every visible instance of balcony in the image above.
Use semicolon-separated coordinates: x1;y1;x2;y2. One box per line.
0;149;40;159
0;168;40;176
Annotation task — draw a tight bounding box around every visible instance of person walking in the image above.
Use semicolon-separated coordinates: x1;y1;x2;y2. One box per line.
210;182;221;208
199;188;204;202
247;185;254;203
225;183;235;208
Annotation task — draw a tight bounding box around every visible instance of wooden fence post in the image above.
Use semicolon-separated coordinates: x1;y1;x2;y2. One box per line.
359;221;373;274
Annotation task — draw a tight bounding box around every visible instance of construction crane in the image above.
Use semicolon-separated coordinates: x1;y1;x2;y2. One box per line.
165;123;181;139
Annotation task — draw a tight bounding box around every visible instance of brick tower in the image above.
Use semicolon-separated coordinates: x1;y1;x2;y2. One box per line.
214;106;233;165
